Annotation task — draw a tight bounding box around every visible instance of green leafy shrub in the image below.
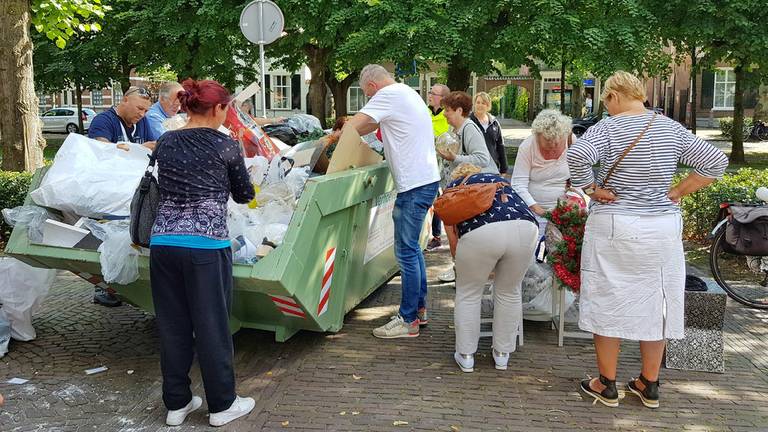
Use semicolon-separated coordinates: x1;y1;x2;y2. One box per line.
678;167;768;240
514;89;528;121
0;170;33;245
718;117;754;138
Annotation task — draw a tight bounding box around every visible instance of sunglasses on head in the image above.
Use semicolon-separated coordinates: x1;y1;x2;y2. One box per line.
124;87;152;100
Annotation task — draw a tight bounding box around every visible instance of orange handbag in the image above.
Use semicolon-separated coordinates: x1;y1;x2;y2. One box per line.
433;175;506;226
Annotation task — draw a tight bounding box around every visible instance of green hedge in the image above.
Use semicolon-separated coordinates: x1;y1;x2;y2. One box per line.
0;170;33;245
679;167;768;240
718;117;754;138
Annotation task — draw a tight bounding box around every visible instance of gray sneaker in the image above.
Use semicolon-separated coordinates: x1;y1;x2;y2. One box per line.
372;315;419;339
438;267;455;283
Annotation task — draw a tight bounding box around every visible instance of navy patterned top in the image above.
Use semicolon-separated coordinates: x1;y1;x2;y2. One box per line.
151;128;255;242
447;173;537;238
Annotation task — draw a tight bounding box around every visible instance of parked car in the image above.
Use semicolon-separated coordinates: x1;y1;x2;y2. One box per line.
572;113;602;137
40;107;96;133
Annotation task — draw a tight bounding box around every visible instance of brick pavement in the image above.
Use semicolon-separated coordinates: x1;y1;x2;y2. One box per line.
2;246;768;431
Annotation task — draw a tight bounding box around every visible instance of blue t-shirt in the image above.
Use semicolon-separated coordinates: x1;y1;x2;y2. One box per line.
145;102;170;141
87;107;152;144
446;173;537;238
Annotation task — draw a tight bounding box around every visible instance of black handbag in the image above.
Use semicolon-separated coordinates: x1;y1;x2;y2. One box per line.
129;143;162;247
724;205;768;256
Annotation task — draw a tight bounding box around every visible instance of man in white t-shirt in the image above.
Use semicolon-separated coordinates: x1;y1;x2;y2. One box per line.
345;64;440;339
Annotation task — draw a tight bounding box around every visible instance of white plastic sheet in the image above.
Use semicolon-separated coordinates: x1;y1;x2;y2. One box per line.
1;205;55;243
0;257;57;341
30;133;151;218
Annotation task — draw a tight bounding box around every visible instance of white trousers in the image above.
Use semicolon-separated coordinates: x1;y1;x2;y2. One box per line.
454;220;539;354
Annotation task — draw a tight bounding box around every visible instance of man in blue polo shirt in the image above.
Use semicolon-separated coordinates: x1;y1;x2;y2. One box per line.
87;86;155;307
145;81;184;140
89;86;156;151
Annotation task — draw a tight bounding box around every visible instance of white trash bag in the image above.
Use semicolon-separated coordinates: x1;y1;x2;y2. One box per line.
0;257;57;341
0;310;10;357
30;133;151;218
82;219;139;285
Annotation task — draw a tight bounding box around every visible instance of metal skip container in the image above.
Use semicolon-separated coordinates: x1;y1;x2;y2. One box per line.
6;162;431;341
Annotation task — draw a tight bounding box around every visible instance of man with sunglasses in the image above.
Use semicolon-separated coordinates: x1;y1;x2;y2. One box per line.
87;86;156;307
89;86;157;152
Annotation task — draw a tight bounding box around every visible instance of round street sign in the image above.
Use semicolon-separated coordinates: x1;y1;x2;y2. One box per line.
239;0;285;45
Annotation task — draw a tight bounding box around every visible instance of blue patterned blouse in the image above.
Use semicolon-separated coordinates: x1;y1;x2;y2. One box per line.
151;128;255;244
446;173;537;238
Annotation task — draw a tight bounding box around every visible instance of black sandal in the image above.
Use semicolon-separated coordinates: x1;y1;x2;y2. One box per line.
580;375;619;407
627;374;660;408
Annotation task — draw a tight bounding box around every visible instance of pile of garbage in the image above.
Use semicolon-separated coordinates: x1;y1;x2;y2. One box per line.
2;113;331;288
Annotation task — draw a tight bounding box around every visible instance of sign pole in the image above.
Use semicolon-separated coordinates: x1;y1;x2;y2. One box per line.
258;0;267;118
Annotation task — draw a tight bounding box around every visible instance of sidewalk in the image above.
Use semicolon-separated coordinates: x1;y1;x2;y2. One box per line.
1;245;768;431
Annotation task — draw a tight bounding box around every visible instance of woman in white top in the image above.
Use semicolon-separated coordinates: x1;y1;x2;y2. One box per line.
511;109;575;217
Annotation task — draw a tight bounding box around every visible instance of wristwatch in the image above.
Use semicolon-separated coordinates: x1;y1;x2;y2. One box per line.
582;184;596;195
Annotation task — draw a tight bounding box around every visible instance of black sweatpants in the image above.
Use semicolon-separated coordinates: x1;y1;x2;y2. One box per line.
149;246;236;413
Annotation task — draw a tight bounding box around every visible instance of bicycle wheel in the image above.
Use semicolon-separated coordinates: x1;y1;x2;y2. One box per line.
757;124;768;141
709;226;768;309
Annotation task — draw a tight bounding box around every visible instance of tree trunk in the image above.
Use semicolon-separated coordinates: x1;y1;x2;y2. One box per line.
0;0;45;172
560;59;566;114
76;81;84;132
305;46;328;128
690;47;697;133
446;56;471;92
325;71;359;119
730;64;746;164
571;84;583;118
119;55;134;94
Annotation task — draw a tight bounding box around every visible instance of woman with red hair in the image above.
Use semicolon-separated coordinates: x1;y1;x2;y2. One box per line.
149;79;256;427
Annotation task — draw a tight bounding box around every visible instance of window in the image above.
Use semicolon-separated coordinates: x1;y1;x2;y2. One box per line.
271;75;291;109
113;87;123;105
714;68;736;109
91;89;103;105
348;82;368;112
404;76;420;95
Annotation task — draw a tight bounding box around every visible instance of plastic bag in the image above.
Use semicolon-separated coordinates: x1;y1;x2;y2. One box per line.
2;205;56;243
30;133;152;218
162;114;188;131
244;156;270;187
82;220;139;285
435;131;460;154
263;123;299;146
287;114;322;134
284;167;310;199
0;310;10;357
224;103;280;160
361;132;385;155
232;235;258;264
282;139;325;171
0;257;57;341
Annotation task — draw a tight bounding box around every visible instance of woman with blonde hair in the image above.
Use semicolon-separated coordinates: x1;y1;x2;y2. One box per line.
568;71;727;408
444;163;538;373
470;92;508;174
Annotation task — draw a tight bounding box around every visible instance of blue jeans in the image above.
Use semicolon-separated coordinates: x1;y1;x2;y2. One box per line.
393;181;439;323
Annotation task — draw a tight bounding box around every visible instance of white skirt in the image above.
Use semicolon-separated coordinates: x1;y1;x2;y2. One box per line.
578;213;685;340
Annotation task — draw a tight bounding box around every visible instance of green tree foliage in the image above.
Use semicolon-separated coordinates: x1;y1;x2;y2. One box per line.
645;0;768;164
135;0;259;90
31;0;108;48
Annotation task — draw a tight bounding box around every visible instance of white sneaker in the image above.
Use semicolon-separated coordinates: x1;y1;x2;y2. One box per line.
209;396;256;427
372;315;419;339
454;352;474;373
166;396;202;426
492;349;509;370
438;267;455;283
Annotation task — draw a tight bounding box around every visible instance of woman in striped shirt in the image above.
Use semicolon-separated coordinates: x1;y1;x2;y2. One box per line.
567;71;728;409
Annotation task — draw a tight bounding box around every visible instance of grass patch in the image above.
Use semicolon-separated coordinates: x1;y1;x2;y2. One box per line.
0;136;65;165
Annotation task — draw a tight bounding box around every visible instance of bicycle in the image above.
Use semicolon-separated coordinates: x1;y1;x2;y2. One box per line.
740;120;768;141
708;188;768;309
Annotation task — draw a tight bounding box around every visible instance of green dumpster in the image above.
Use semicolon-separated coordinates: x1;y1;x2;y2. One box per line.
6;162;432;341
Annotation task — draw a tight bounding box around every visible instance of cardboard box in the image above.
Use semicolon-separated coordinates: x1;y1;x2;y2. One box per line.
326;128;383;174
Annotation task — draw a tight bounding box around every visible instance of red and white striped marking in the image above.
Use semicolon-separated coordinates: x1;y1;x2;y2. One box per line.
317;247;336;316
270;295;306;318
